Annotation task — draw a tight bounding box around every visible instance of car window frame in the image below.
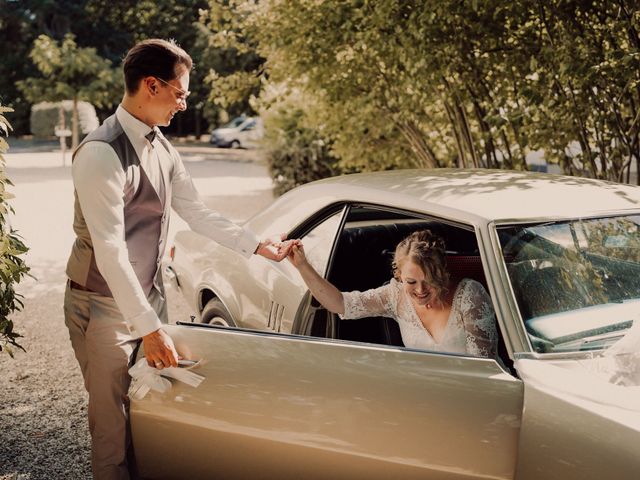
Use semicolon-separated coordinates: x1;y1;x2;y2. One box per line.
308;202;510;359
287;203;349;278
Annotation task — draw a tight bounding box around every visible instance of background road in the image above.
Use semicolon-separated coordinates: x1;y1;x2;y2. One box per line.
0;144;275;479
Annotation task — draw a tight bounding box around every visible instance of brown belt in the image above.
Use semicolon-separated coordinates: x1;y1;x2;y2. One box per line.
69;279;94;293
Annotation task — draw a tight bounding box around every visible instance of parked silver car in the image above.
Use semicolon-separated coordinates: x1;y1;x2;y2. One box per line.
209;116;264;148
133;169;640;479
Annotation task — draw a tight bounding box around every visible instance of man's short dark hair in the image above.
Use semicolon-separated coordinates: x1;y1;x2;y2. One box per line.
123;39;193;94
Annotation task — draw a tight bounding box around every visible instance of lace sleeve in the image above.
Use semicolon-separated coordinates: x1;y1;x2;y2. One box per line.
339;280;399;320
458;279;498;358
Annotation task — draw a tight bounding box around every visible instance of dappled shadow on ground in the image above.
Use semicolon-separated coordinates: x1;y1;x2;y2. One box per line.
0;288;91;480
0;265;195;480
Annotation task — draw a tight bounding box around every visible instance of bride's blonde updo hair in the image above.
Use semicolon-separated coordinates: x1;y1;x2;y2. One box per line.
393;229;450;303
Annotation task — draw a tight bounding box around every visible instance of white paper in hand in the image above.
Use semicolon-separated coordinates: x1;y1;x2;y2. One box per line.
128;358;204;400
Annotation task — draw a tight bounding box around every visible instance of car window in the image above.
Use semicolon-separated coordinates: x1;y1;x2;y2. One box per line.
321;206;501;359
301;211;343;276
241;121;256;131
497;215;640;353
223;116;245;128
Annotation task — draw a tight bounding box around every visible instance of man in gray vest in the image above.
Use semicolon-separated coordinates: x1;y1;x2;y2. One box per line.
64;38;287;480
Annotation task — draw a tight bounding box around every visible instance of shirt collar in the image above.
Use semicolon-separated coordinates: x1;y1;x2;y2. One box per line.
116;105;158;148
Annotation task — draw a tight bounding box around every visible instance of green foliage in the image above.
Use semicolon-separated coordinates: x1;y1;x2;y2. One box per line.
200;0;265;122
1;1;213;137
18;34;120;109
219;0;640;182
30;100;99;138
259;87;343;195
17;33;120;147
0;105;30;357
85;0;212;136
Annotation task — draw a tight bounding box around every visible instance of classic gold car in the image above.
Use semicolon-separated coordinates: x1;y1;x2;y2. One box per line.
133;169;640;479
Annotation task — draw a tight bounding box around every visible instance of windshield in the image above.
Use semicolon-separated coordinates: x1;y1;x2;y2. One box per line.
497;215;640;353
223;116;246;129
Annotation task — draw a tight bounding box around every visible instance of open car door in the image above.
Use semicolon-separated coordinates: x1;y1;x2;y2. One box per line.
130;324;523;480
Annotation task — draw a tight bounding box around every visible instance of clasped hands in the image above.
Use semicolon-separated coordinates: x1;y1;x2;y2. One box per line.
255;236;303;262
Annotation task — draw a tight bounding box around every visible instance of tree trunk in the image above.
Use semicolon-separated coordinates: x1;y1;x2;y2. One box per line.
71;97;79;150
397;121;438;169
471;99;498;169
443;101;466;168
195;108;202;139
499;130;515;170
456;102;479;168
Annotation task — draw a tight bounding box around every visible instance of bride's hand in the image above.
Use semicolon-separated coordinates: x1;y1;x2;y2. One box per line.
286;240;307;268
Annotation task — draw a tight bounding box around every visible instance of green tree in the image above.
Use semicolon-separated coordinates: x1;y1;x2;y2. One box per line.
259;86;343;195
0;105;30;356
520;1;640;182
86;0;213;136
217;0;640;182
17;33;119;148
199;0;265;123
0;0;114;134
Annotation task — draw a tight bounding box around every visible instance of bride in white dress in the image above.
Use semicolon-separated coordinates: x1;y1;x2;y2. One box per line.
287;229;498;358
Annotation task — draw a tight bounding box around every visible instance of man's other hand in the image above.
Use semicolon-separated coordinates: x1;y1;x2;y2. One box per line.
142;328;179;369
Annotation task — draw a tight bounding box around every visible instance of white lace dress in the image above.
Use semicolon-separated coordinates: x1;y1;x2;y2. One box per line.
340;278;498;358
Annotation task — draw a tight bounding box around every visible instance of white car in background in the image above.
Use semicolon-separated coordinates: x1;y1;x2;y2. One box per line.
209;116;264;149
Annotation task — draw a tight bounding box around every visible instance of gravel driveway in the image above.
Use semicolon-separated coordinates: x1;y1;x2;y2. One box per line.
0;145;273;479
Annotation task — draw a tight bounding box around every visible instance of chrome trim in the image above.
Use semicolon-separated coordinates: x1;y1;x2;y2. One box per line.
487;221;533;354
493;209;640;227
164;264;180;289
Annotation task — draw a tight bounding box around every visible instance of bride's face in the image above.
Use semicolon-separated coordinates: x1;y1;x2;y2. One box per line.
399;260;437;307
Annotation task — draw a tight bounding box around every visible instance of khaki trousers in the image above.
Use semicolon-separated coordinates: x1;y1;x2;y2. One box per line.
64;283;167;480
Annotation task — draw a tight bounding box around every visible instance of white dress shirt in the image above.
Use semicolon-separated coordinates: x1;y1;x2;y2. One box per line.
72;105;259;337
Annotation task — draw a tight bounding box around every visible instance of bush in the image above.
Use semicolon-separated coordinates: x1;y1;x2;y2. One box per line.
267;135;342;197
30;100;99;138
0;104;30;356
261;89;345;196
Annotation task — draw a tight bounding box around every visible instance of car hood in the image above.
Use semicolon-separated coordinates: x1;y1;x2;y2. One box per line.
515;356;640;428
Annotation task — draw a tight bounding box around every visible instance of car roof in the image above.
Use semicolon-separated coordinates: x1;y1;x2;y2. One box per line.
303;169;640;223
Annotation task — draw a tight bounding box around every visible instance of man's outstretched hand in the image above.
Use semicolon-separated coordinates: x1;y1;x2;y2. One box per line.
255;237;295;262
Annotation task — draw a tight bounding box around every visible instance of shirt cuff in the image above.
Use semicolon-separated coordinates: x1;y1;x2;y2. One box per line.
237;229;261;259
128;309;163;338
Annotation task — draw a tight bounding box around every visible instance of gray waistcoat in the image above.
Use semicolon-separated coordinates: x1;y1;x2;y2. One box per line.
66;113;172;297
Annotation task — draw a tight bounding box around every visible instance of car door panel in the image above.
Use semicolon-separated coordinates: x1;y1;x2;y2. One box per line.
514;359;640;480
242;256;307;332
171;232;250;321
131;325;523;480
175;234;294;329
